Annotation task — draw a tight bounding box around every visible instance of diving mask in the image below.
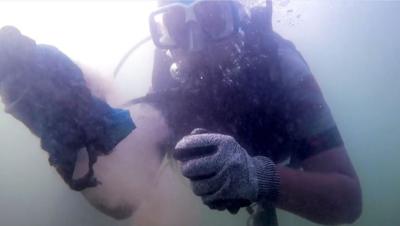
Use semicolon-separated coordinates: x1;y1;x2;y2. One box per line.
149;0;240;50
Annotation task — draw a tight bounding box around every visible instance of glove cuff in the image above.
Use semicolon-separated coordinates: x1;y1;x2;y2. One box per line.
253;156;281;204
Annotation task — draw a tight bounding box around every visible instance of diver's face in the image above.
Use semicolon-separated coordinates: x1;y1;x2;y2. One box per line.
169;34;243;74
73;104;170;220
155;0;243;74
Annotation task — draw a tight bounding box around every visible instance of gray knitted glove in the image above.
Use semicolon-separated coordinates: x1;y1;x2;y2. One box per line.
174;129;280;214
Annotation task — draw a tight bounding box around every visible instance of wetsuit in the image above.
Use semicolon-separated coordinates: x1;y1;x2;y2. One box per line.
150;33;343;165
147;30;343;226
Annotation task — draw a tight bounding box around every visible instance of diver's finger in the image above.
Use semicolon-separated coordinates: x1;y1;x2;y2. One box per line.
189;168;228;196
173;144;218;162
227;206;241;214
190;128;209;135
175;133;227;149
205;199;227;211
181;153;222;179
227;199;252;214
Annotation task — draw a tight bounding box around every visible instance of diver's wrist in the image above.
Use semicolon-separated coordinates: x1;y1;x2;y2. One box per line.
253;156;281;204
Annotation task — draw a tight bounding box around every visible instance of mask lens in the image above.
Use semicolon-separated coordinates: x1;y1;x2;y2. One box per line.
194;1;236;40
151;6;187;48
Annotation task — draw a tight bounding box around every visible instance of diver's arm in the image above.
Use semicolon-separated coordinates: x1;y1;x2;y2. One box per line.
275;145;362;225
270;33;362;224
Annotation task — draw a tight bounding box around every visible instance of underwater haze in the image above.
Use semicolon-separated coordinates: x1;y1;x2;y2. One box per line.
0;1;399;226
273;1;400;225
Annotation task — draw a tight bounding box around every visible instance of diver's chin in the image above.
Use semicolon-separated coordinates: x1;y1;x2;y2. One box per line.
171;58;214;80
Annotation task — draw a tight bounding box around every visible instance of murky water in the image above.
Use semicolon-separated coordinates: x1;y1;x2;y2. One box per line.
0;1;399;226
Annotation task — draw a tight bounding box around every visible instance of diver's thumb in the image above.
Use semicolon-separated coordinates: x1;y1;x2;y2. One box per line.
190;128;209;135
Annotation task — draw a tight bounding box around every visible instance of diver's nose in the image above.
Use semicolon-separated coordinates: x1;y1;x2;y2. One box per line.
186;22;205;52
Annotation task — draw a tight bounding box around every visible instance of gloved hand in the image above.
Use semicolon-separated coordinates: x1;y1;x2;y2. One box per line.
174;129;280;214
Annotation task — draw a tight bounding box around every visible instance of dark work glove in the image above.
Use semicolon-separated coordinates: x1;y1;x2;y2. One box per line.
0;26;135;191
174;129;280;214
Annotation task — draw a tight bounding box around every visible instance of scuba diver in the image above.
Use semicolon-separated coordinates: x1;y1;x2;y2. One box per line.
137;0;362;225
0;0;362;225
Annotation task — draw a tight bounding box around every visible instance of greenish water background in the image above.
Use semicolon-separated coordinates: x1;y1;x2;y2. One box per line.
0;1;399;226
274;1;400;226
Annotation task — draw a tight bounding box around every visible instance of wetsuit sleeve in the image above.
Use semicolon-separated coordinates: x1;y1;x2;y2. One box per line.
275;34;344;161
